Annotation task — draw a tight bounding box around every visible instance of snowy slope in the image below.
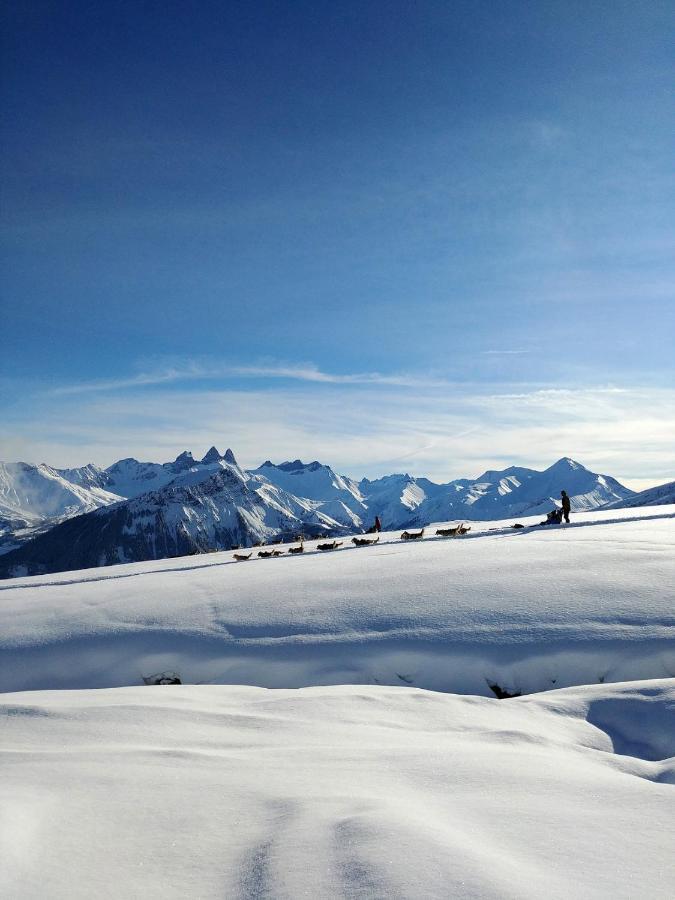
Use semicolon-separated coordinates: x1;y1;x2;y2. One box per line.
1;505;674;899
0;462;122;554
603;479;675;509
358;472;442;527
1;679;674;900
252;459;367;525
0;462;121;520
1;506;673;696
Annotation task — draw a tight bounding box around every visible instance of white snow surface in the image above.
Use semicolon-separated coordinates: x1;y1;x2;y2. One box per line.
1;505;673;696
1;504;674;898
1;679;674;899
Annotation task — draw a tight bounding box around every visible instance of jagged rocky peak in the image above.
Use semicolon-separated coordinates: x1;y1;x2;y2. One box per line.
171;451;195;471
201;446;223;464
223;448;238;465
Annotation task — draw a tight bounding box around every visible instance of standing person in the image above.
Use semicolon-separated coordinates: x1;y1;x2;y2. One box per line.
560;490;571;524
374;516;382;533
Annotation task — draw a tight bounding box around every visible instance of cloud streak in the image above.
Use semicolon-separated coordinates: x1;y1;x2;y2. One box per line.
48;362;454;395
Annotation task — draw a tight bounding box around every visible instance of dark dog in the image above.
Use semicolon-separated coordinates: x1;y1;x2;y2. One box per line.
401;528;425;540
317;540;342;551
233;552;252;561
436;524;471;537
351;536;380;546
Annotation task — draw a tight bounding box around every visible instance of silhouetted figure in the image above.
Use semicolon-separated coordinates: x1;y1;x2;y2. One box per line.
560;490;571;524
374;516;382;533
539;508;563;526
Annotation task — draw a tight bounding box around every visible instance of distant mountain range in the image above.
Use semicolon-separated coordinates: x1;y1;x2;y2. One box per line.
0;446;667;578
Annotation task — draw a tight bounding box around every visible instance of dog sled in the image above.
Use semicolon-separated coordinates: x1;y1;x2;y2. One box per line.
316;540;342;551
435;523;471;537
400;528;424;541
351;536;380;547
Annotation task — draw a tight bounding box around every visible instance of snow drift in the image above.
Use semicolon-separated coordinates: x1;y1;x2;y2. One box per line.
1;679;673;899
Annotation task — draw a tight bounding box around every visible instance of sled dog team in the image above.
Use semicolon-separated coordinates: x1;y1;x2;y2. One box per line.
233;490;572;561
233;523;470;560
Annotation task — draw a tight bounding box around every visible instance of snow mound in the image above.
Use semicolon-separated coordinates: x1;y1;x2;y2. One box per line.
1;679;673;899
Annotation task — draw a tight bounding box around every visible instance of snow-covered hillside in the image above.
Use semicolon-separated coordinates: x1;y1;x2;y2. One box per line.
603;479;675;509
2;679;673;900
0;461;122;554
2;506;673;696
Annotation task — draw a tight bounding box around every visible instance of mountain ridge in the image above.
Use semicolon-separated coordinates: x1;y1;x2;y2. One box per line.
0;450;639;577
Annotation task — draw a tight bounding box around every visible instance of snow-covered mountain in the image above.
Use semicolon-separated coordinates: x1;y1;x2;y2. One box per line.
0;448;244;554
602;479;675;510
0;461;123;554
251;459;366;527
402;457;634;527
0;452;349;577
103;446;243;498
0;451;637;577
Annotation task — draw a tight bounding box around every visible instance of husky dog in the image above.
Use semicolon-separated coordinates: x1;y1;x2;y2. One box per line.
436;524;471;537
288;543;304;555
233;552;252;561
317;540;343;551
351;536;380;546
401;528;425;541
257;550;274;558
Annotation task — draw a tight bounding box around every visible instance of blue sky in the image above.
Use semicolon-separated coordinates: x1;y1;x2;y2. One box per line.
1;1;673;485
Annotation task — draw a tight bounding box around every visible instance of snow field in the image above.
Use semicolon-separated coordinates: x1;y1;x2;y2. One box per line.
1;680;674;900
1;507;674;696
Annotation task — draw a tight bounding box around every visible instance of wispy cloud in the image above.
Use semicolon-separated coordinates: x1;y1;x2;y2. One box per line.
48;361;453;395
480;349;529;356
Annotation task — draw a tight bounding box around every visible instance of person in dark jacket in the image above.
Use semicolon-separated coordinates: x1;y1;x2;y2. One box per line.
374;516;382;533
560;490;571;523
